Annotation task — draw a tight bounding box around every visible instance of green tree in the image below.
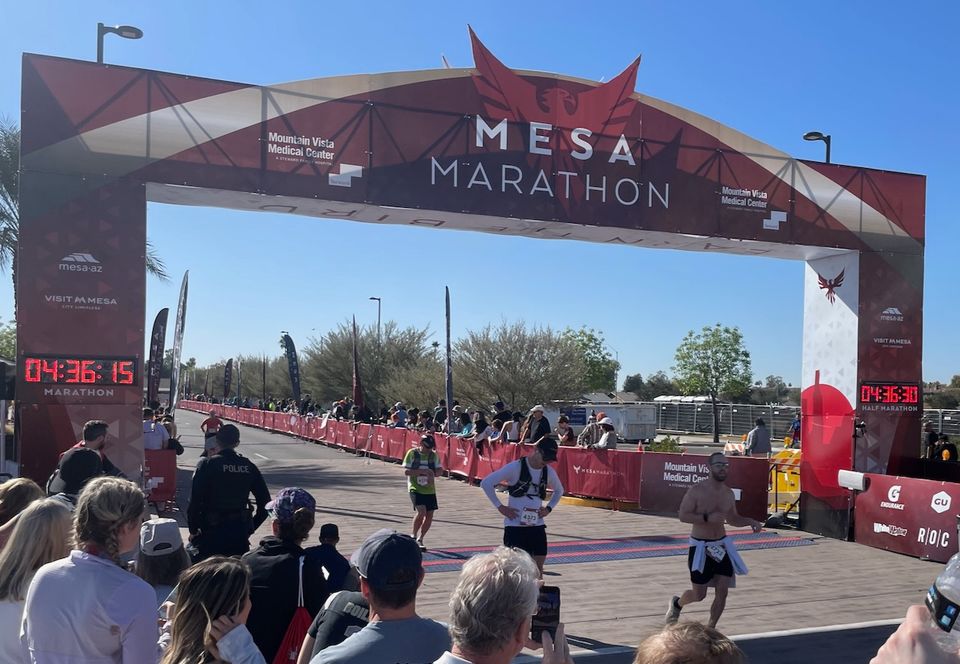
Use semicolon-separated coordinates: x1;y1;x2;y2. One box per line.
622;373;643;394
455;322;586;411
950;375;960;390
673;324;753;443
0;318;14;359
563;327;620;392
301;320;432;407
926;392;959;410
639;370;678;401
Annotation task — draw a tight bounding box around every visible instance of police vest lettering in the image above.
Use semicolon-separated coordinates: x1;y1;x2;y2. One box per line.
222;464;250;473
508;457;548;500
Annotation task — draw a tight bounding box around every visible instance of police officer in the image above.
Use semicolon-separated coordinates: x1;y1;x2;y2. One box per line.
187;424;270;560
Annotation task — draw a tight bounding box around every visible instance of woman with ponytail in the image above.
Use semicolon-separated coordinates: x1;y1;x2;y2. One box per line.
160;556;266;664
242;487;328;662
21;476;158;663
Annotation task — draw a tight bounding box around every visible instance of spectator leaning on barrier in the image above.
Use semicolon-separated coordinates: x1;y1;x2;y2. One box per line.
143;407;171;451
311;529;450;664
46;447;103;511
577;413;601;447
520;405;552;443
593;417;618;450
435;546;574;664
69;419;125;478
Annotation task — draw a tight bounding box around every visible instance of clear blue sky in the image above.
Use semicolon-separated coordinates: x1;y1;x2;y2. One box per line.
1;1;957;387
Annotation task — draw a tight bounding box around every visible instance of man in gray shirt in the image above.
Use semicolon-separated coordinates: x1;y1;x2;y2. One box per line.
745;418;771;456
311;529;450;664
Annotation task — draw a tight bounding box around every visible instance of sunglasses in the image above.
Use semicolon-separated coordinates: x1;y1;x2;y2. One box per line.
711;462;730;468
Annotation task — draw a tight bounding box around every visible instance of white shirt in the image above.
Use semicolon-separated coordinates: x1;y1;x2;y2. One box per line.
142;421;170;450
0;585;29;663
480;458;564;527
595;431;618;449
21;550;158;664
434;653;473;664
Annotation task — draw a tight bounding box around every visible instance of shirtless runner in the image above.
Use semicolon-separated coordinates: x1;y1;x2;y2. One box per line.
665;451;762;628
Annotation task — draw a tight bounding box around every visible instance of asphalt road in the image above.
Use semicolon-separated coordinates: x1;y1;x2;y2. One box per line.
172;409;905;664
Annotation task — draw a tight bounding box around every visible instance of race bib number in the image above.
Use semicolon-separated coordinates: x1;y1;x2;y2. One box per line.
521;508;539;526
706;543;727;563
416;475;429;487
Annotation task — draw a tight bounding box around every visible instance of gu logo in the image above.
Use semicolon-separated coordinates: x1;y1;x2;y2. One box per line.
931;491;952;514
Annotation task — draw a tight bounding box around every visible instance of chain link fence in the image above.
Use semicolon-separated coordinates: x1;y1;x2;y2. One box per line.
651;402;960;440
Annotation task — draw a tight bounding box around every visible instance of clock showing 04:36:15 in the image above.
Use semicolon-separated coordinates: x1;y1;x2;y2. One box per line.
22;356;138;386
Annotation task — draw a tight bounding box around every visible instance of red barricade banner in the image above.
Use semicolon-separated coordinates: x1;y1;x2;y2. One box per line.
556;447;642;502
144;449;177;503
447;436;478;478
434;433;451;470
473;441;522;480
854;473;960;563
353;424;372;452
638;453;768;521
386;428;410;461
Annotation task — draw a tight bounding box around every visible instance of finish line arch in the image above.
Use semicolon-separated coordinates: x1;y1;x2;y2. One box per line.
16;31;924;538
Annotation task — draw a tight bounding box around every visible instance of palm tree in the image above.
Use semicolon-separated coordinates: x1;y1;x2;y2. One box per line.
0;119;169;305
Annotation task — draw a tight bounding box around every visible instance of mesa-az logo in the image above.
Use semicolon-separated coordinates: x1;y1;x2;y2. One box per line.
59;253;103;273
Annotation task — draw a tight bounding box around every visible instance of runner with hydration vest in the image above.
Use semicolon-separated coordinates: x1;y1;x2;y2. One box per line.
480;437;564;576
403;434;442;551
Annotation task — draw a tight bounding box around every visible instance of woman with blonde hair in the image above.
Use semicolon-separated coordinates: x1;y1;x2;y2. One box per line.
21;476;158;662
160;556;266;664
0;477;44;526
0;498;72;660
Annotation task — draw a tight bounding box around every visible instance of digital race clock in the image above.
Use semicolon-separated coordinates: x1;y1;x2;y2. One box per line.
22;356;137;386
859;382;920;406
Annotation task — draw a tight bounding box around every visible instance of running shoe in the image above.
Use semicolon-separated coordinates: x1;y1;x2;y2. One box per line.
665;596;682;625
417;537;427;552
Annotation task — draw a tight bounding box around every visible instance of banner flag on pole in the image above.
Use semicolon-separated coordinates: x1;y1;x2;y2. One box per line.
352;316;364;410
204;369;210;397
224;358;234;399
262;356;267;401
146;308;169;407
281;334;302;402
237;357;242;402
445;287;454;433
169;271;189;411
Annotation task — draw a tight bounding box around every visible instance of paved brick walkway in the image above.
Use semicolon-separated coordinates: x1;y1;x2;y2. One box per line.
169;410;934;658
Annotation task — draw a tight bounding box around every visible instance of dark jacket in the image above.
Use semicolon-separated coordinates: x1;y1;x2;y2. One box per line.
187;448;270;535
524;416;551;443
304;543;351;593
242;536;330;662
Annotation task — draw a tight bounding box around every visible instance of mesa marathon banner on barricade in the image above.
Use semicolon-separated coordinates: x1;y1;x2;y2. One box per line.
854;473;960;563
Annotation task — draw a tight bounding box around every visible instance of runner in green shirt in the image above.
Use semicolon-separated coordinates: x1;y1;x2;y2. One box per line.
402;434;442;551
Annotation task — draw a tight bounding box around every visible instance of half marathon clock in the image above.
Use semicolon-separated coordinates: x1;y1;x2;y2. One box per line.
22;356;138;386
859;381;921;412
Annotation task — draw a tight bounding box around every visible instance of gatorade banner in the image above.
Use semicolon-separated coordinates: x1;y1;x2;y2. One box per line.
223;358;233;399
168;272;189;411
854;473;960;563
281;333;302;403
146;308;168;407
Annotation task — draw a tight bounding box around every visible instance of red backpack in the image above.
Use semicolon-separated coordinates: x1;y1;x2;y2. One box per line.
272;556;313;664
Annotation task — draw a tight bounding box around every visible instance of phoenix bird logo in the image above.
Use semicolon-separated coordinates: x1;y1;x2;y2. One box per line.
469;28;641;207
818;269;845;304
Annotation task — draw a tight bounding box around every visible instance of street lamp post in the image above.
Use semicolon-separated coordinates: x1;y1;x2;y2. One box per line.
369;297;381;346
803;131;832;164
96;22;143;64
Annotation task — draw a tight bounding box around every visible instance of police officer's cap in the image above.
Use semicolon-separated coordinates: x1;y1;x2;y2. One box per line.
216;424;240;446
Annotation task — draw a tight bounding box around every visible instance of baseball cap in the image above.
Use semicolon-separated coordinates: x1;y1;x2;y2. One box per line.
49;448;103;495
530;405;545;414
420;434;436;449
536;437;559;462
319;523;339;540
394;402;404;409
216;424;240;446
350;529;423;589
140;518;184;556
267;487;317;523
599;417;614;426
